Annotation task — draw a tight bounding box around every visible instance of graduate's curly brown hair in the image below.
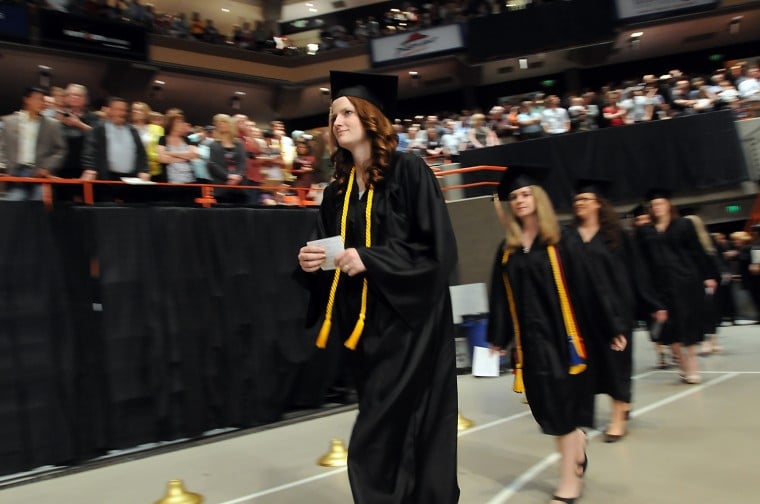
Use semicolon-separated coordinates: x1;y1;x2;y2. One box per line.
329;96;398;192
572;197;622;250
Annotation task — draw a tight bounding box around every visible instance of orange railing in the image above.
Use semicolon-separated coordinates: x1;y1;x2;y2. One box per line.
0;165;507;209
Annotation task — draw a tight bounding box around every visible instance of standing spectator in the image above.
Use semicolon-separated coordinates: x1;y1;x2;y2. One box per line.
130;101;164;180
738;64;760;101
206;113;245;202
291;136;316;199
157;113;197;184
517;100;543;140
189;12;205;40
56;84;99;181
602;90;627;126
0;87;67;201
204;19;220;43
467;112;498;148
541;95;570;135
81;96;148;182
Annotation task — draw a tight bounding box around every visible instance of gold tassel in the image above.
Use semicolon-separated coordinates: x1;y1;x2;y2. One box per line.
569;363;587;375
344;313;365;350
316;319;332;349
513;367;525;393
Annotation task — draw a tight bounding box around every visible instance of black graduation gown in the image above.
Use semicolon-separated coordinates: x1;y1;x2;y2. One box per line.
635;218;719;346
302;152;460;504
486;237;611;436
563;229;663;403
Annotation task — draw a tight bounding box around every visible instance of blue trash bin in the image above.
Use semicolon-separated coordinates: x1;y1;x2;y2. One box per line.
461;314;506;367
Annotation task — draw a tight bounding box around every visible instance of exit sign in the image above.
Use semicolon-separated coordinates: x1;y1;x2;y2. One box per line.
725;204;741;214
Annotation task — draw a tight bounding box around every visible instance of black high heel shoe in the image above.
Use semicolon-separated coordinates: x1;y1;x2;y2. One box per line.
577;452;588;478
552;495;579;503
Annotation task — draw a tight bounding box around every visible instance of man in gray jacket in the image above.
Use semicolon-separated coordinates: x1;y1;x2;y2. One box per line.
0;87;67;200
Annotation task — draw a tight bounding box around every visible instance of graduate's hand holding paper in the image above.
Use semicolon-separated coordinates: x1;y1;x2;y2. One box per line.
301;236;344;272
335;247;367;277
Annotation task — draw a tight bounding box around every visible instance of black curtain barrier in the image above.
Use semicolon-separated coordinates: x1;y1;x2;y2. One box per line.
459;110;750;211
0;204;345;477
0;202;76;474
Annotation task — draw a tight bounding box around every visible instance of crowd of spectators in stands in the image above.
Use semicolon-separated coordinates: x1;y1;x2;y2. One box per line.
2;61;756;203
392;63;760;164
25;0;563;56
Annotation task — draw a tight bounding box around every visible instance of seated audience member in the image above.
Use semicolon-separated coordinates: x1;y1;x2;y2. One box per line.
0;87;67;201
157;113;198;184
82;96;148;181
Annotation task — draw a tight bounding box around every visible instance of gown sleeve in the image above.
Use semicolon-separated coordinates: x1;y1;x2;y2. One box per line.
357;153;458;330
486;241;513;349
560;228;627;342
621;232;664;315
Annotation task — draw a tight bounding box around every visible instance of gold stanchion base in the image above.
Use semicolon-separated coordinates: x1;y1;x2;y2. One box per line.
457;411;474;431
318;438;348;467
154;479;203;504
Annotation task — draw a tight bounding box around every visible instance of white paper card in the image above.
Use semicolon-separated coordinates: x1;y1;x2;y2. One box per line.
120;177;156;185
752;249;760;265
307;235;344;270
472;346;500;377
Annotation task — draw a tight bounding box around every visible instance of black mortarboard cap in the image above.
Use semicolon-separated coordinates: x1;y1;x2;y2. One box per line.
630;203;648;217
645;187;674;201
497;163;550;200
573;177;612;199
679;205;700;217
330;71;398;119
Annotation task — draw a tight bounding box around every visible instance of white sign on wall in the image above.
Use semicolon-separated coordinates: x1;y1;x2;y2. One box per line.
615;0;717;19
370;24;464;66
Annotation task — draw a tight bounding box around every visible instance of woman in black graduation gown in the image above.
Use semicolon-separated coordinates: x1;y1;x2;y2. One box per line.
565;180;666;443
635;190;718;384
486;167;626;504
297;71;460;504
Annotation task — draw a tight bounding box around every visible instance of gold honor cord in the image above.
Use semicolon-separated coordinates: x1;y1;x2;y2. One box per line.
546;245;587;374
316;167;374;350
501;250;525;393
500;245;587;394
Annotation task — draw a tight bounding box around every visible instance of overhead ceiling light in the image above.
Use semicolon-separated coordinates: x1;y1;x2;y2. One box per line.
154;80;165;85
234;91;246;96
309;8;317;13
630;32;643;38
729;16;742;34
319;87;330;95
306;2;314;6
518;58;528;69
221;8;230;13
408;71;419;78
